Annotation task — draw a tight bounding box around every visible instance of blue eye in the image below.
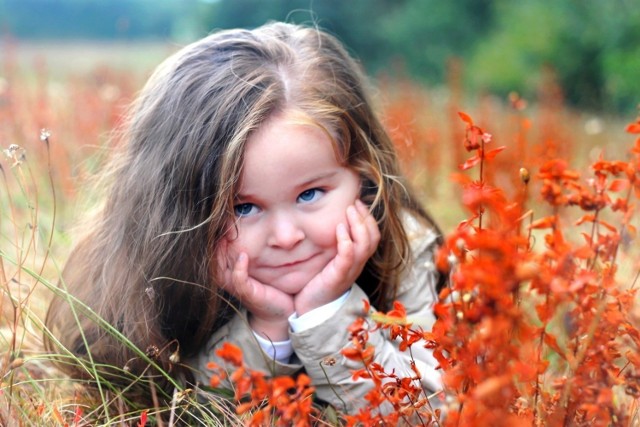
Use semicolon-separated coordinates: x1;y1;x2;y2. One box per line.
234;203;258;217
297;188;323;203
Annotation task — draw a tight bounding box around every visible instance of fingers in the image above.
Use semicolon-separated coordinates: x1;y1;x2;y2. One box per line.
216;243;253;299
356;199;381;248
332;222;355;274
330;200;381;280
230;252;257;301
347;200;381;260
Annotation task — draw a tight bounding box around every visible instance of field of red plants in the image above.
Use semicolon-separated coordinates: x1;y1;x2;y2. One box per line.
1;42;640;426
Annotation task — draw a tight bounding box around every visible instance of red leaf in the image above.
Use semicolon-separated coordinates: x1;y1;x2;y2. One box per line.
484;146;506;160
458;111;474;125
450;172;473;185
341;347;362;360
575;214;596;226
544;333;565;358
529;216;556;229
215;342;244;367
626;122;640;134
459;154;481;170
608;179;628;192
362;346;375;364
472;375;512;400
599;219;619;233
138;411;148;427
73;406;83;425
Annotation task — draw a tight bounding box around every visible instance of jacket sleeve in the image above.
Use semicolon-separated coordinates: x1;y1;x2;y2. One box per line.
289;217;443;413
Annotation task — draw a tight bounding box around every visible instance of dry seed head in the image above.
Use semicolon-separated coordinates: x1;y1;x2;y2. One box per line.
40;129;51;142
322;356;337;366
174;388;192;403
146;345;160;359
10;358;24;370
3;144;26;166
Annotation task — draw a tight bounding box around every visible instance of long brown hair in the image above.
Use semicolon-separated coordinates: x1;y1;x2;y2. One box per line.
45;21;440;398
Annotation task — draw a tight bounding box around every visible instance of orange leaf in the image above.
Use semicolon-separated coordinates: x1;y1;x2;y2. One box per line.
342;347;362;360
544;333;565;358
236;402;254;415
137;410;148;427
450;172;473;185
529;216;556;229
626;122;640;134
215;342;244;367
472;375;512;400
536;302;553;323
599;219;619;232
459;154;481;170
609;179;628;192
210;374;223;388
458;111;474;125
362;346;375;364
575;214;596;226
484;146;506;160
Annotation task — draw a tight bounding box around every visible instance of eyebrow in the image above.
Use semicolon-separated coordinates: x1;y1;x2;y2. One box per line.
236;169;340;200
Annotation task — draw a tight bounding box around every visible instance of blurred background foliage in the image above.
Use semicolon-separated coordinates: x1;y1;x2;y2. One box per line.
1;0;639;114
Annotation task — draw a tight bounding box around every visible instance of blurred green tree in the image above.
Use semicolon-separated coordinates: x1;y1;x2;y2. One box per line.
197;0;493;85
2;0;638;112
467;0;640;112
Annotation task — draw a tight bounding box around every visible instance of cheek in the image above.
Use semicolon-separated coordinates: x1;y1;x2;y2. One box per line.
308;210;347;247
225;224;256;257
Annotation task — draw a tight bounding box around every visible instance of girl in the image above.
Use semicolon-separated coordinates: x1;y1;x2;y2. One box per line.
45;22;444;414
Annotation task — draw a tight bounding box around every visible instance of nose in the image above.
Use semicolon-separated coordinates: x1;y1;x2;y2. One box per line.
267;212;305;249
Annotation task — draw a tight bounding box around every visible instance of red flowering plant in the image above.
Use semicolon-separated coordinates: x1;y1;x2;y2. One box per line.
340;301;441;426
206;112;640;426
207;342;318;426
428;112;640;426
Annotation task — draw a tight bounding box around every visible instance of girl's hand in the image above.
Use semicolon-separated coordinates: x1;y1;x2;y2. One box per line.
217;242;294;341
294;200;380;315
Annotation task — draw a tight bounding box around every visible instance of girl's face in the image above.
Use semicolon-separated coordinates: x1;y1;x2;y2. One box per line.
226;112;361;295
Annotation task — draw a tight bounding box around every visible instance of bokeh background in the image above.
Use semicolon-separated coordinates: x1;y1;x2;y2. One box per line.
3;0;640;112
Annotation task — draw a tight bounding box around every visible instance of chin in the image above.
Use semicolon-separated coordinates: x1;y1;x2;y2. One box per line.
259;271;316;295
272;276;312;295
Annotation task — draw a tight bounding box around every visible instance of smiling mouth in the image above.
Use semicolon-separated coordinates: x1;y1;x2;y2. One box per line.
271;254;317;269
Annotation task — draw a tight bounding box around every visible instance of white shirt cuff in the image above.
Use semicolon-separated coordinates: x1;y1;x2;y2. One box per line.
252;332;293;364
288;288;351;333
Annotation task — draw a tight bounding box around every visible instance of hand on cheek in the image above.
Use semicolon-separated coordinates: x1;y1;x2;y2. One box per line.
217;240;295;341
294;200;381;315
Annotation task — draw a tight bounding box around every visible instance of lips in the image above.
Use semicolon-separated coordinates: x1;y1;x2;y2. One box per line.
269;254;317;269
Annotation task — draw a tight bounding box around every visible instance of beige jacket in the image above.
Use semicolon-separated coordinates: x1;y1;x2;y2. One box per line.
189;213;442;413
